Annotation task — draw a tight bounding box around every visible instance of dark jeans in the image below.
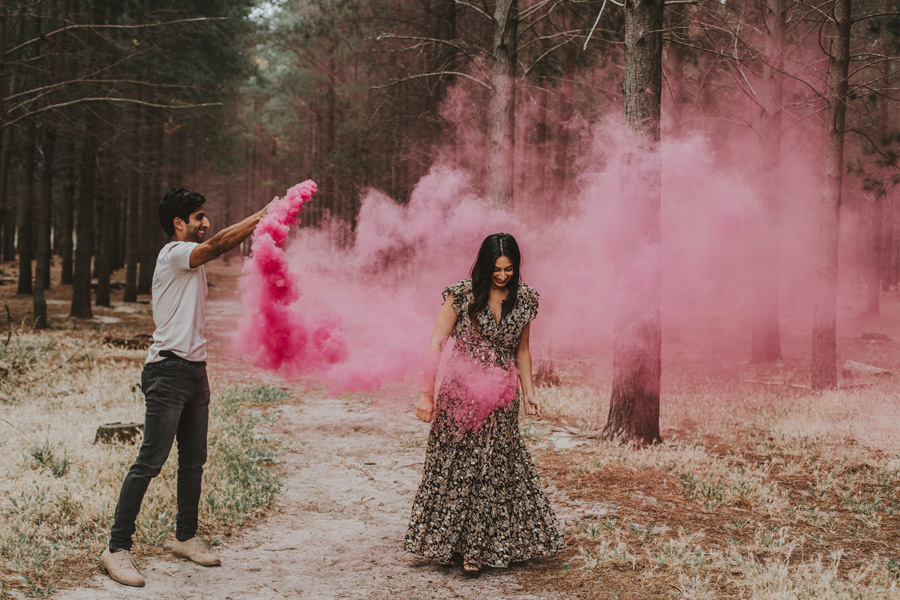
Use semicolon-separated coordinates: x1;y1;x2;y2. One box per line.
109;356;210;552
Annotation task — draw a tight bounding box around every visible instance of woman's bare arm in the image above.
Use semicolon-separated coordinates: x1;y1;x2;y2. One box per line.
416;295;458;423
516;323;542;418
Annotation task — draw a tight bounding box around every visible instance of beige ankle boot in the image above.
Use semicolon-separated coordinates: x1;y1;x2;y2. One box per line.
172;537;221;566
100;548;145;587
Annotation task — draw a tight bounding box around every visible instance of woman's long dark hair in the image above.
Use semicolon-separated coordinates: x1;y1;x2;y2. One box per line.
468;233;521;324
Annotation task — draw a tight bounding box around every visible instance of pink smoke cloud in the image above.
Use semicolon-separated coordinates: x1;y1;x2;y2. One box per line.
236;180;347;375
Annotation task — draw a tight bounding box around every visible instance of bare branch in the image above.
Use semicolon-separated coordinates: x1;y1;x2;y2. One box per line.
524;39;571;77
375;33;481;64
5;78;205;104
583;0;609;51
6;17;230;57
1;97;222;130
454;1;492;21
370;71;490;91
519;0;559;21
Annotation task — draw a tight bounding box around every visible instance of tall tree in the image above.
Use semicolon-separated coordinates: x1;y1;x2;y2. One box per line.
751;0;787;361
602;0;665;446
70;113;96;319
33;125;55;328
811;0;852;390
488;0;517;206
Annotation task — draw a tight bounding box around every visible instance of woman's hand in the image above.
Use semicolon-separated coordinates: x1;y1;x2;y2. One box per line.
416;393;435;423
523;394;542;419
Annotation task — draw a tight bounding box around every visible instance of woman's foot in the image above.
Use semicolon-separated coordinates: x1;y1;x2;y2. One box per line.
462;561;482;575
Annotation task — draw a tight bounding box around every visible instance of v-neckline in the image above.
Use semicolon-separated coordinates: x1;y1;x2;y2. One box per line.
488;290;509;326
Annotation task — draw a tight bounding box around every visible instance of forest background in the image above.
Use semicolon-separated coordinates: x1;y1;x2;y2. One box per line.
3;1;900;598
3;0;900;389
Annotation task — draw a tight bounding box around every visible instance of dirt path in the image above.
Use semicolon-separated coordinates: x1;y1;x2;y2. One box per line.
57;398;568;600
55;287;571;600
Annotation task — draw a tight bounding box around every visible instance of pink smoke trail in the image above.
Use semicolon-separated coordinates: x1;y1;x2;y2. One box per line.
237;181;347;374
440;359;521;431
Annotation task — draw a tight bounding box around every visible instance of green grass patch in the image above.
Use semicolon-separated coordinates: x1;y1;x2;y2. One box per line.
0;334;292;597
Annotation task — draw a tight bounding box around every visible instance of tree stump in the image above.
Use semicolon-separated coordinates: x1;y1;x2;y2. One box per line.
861;332;889;341
841;360;891;379
95;422;143;444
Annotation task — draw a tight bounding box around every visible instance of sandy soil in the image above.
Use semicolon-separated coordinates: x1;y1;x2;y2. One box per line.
57;397;568;600
49;262;574;600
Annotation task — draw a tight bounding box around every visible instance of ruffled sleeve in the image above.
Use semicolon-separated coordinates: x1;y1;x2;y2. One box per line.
442;279;471;316
519;284;539;323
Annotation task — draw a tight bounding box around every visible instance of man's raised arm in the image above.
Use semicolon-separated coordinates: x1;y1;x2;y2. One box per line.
189;202;272;268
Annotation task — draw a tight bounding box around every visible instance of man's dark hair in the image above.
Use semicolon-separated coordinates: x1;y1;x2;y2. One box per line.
159;188;206;237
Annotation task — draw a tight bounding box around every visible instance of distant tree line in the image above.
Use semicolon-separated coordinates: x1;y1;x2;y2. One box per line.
4;0;900;441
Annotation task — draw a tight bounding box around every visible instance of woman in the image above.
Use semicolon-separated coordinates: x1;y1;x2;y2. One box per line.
404;233;565;574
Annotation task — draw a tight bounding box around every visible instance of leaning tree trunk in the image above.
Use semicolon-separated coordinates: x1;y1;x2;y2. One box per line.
752;0;786;361
487;0;517;206
33;127;56;329
811;0;851;390
601;0;665;446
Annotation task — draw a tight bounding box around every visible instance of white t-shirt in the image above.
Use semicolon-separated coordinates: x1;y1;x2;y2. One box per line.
145;241;208;363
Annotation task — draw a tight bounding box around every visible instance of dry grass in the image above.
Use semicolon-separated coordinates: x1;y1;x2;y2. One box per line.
523;371;900;600
0;332;287;598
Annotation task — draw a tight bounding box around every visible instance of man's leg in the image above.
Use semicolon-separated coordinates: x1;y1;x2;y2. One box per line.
175;362;210;542
109;360;194;551
171;363;219;566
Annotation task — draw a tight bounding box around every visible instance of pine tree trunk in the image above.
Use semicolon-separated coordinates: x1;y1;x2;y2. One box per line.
123;127;141;302
662;3;687;344
59;139;75;284
867;195;883;314
138;124;162;294
95;169;114;308
0;127;10;262
879;24;892;295
602;0;664;446
488;0;517;207
17;119;36;295
811;0;851;390
751;0;786;362
33;127;56;328
0;0;6;262
882;206;893;292
71;120;96;319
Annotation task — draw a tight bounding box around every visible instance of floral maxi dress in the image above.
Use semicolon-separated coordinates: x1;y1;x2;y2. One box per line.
404;279;566;567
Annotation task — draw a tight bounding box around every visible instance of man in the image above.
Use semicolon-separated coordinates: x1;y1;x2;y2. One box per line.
100;188;271;587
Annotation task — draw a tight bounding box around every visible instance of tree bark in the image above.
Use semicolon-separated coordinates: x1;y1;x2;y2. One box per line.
17;118;37;295
123;124;141;302
867;194;883;314
59;139;75;284
602;0;664;446
95;171;114;307
487;0;517;206
71;117;96;319
0;0;7;262
882;203;893;292
751;0;786;361
0;126;12;262
554;38;576;211
811;0;851;390
33;127;56;328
